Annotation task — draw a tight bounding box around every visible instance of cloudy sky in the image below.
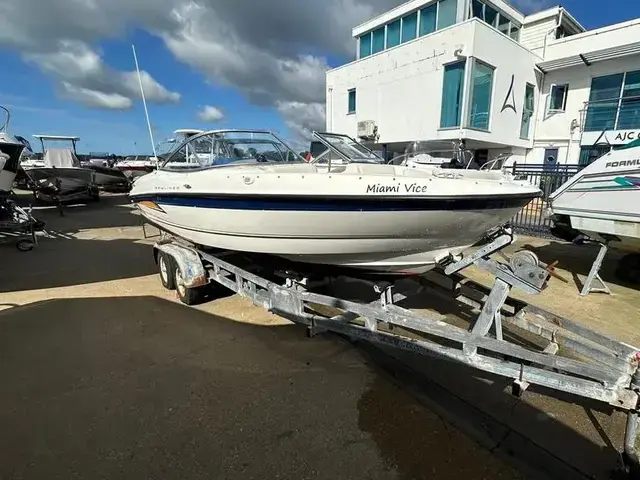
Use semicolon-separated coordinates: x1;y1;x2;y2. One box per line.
0;0;638;153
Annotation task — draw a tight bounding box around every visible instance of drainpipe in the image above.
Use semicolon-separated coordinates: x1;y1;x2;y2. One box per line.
531;10;565;164
564;121;573;165
529;68;545;161
542;8;564;59
327;87;333;132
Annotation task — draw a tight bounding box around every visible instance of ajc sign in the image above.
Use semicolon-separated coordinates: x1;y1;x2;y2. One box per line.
581;130;640;146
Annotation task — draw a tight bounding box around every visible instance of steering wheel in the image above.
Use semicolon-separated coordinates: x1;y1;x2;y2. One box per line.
256;154;268;163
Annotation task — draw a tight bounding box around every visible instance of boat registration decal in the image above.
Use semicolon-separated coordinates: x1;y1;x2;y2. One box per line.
366;183;428;194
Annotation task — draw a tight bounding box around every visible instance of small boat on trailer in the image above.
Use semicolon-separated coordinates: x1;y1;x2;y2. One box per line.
129;129;541;275
0;106;44;250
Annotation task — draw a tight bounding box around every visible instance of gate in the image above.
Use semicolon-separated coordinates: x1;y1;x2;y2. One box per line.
509;163;585;238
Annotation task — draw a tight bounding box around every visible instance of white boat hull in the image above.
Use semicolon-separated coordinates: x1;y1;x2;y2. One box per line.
0;139;25;192
136;193;532;274
549;146;640;254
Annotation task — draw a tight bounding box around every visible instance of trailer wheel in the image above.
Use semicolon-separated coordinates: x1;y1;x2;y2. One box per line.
174;267;204;305
16;240;34;252
158;252;176;290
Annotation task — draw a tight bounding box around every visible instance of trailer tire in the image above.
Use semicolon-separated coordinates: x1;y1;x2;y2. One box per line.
158;252;176;290
174;266;204;305
16;240;34;252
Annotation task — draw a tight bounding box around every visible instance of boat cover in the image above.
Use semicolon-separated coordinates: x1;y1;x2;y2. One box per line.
44;148;80;168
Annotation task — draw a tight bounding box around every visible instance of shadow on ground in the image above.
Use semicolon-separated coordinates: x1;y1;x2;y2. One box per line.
521;241;637;290
10;191;141;233
0;296;626;480
0;235;155;292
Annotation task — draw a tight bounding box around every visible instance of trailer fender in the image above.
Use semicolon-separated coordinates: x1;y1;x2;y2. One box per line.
154;243;209;289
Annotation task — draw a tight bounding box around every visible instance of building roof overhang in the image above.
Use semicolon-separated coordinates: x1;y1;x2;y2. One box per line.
537;41;640;73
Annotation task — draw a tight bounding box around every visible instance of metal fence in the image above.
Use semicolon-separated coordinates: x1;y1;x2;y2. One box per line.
509;163;585;238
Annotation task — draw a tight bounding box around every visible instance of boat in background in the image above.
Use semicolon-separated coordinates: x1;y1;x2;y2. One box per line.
24;135;98;202
549;140;640;282
130;129;541;275
114;129;205;181
0;106;26;194
27;135;130;196
114;154;158;180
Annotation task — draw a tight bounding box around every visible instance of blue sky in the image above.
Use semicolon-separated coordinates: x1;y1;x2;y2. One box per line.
0;0;639;155
0;28;319;155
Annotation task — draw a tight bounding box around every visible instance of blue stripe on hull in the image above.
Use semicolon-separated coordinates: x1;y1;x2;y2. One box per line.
131;193;536;212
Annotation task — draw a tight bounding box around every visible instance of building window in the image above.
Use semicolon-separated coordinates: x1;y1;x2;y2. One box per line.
386;19;401;48
584;70;640;132
579;146;611;166
359;33;371;58
520;83;535;139
484;4;498;26
498;14;510;35
356;0;460;59
472;0;484;19
440;60;466;128
467;60;494;131
584;73;623;131
616;71;640;130
348;89;356;114
402;12;418;43
371;27;385;54
548;84;568;112
419;4;437;36
437;0;457;30
471;0;520;40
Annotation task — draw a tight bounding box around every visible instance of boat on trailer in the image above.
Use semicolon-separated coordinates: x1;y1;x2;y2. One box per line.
0;106;43;250
25;134;131;201
129;129;541;275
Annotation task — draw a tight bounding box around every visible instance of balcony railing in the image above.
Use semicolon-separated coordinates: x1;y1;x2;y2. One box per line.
580;95;640;132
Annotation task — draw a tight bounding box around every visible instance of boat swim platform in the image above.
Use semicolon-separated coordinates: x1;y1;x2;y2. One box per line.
146;224;640;477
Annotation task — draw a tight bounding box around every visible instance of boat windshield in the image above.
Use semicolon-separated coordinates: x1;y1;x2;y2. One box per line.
389;141;511;170
160;130;304;170
312;132;384;164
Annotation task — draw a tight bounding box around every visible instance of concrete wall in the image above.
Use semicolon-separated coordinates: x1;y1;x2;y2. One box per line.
326;19;539;149
467;21;540;147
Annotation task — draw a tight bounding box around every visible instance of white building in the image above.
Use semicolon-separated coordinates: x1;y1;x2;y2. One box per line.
325;0;640;167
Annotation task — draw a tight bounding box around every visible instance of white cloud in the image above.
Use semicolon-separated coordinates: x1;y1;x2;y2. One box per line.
197;105;224;122
60;82;132;110
22;40;180;110
276;101;326;140
0;0;402;133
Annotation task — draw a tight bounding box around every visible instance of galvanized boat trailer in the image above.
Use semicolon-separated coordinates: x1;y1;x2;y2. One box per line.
149;225;640;477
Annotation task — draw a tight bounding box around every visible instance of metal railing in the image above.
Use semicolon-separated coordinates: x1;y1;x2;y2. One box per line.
509;163;585;238
579;95;640;133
